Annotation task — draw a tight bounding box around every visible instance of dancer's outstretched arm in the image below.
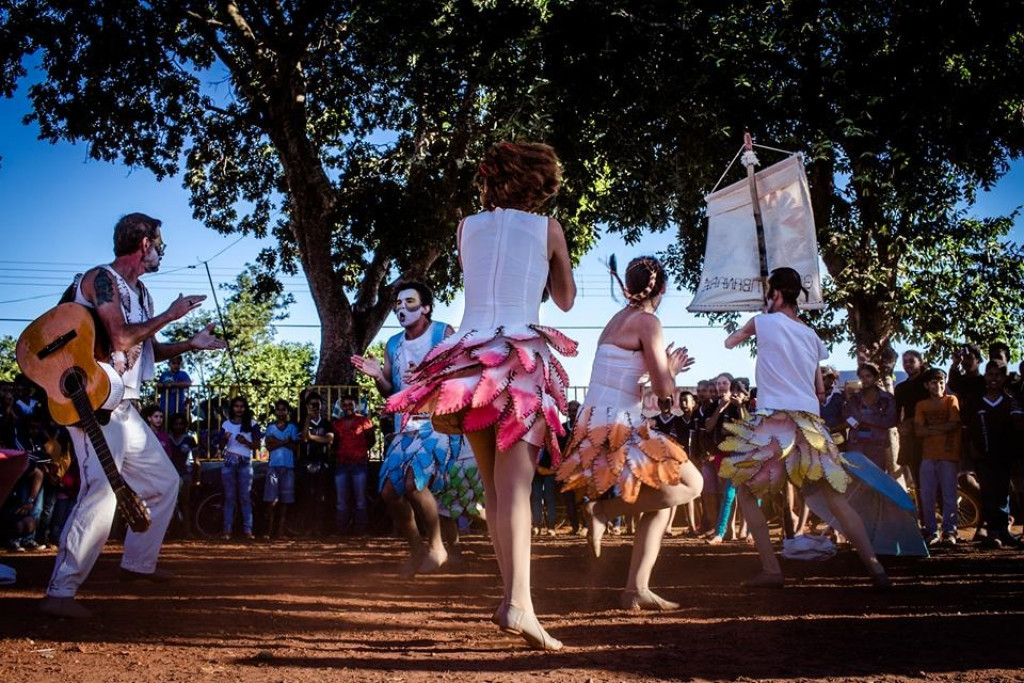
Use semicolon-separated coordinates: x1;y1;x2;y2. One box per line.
724;316;757;349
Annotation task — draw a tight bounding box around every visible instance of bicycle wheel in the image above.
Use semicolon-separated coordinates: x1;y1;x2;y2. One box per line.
194;492;225;540
958;488;981;529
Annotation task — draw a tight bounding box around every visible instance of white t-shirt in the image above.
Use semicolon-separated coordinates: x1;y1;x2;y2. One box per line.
754;313;828;415
221;419;257;459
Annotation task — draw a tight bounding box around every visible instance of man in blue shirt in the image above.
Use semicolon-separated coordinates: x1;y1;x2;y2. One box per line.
262;400;300;540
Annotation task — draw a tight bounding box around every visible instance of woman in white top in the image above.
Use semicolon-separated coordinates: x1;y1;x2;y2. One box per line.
388;142;576;650
558;256;704;610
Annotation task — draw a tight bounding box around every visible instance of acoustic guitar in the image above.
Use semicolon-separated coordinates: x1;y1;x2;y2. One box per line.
16;303;151;533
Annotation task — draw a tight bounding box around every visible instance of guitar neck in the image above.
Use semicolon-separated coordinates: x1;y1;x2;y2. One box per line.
69;389;126;491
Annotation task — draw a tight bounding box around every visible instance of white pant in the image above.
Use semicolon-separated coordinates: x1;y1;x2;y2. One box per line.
47;402;179;598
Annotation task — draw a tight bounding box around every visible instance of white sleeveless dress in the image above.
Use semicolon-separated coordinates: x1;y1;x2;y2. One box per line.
386;208;578;462
557;345;690;503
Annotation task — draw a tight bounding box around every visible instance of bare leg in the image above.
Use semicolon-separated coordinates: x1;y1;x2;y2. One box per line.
592;461;703;563
664;505;679;536
382;481;424;578
624;509;673;592
406;483;447;573
736;485;782;578
684;500;697;534
494;439;540;614
466;429;505;594
820;486;887;580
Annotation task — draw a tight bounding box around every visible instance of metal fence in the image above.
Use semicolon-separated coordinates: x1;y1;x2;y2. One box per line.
145;383;596;461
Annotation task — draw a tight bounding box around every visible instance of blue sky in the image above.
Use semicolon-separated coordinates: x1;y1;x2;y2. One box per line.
1;92;1021;387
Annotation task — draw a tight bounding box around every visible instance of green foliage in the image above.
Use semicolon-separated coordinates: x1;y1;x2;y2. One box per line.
2;0;1022;370
161;267;316;412
355;341;386;416
0;335;17;382
535;1;1024;364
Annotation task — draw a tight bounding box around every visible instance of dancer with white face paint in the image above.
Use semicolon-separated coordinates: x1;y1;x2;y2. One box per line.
351;281;479;576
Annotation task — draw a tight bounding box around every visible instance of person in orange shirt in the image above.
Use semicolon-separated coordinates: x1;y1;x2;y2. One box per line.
914;368;961;546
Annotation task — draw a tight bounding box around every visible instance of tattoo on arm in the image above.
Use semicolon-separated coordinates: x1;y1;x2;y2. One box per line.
94;269;115;306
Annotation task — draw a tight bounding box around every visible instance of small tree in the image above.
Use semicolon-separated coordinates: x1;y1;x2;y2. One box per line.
161;267;315;418
0;335;17;382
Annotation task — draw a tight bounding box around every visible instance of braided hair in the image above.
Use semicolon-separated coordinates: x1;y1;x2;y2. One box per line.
610;255;667;308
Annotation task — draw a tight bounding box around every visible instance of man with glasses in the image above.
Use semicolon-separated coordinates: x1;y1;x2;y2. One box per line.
40;213;226;619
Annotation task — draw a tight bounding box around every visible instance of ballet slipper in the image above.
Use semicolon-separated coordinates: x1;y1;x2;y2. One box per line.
741;571;784;589
417;547;448;575
586;501;607;559
620;589;680;612
498;604;563;651
706;535;724;545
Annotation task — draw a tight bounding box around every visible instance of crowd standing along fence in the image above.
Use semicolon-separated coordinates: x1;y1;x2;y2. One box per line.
142;382;703;463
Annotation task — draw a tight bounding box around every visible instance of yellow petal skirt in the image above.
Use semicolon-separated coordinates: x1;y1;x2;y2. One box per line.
556;406;690;504
717;409;851;497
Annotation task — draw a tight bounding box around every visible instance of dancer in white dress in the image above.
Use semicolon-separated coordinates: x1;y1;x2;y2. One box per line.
389;142;576;650
558;257;704;610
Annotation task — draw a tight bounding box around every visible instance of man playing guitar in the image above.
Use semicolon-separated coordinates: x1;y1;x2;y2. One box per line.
40;213;225;619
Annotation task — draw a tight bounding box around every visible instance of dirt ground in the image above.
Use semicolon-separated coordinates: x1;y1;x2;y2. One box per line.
1;529;1023;683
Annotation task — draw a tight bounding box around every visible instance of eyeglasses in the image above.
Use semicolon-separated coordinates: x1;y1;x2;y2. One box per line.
148;235;166;257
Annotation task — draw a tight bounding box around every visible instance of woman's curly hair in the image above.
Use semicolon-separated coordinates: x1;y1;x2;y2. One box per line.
476;141;562;212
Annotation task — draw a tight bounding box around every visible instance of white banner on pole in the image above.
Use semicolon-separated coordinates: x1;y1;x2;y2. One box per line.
687;155;825;312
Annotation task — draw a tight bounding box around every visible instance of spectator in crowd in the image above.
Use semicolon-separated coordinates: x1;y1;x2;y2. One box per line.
46;451;79;548
531;446;557;536
166;412;198;539
705;373;747;545
894;350;930;498
988;341;1011;365
331;394;375;535
843;363;898;472
11;374;40;423
694;380;716;535
949;343;985;415
142;405;173;456
36;424;75;547
1;463;43;552
262;400;300;540
820;366;845;434
650;393;698;536
156;356;192;418
967;360;1024;548
219;396;261;540
914;368;962;546
556;400;583;536
299;392;334;537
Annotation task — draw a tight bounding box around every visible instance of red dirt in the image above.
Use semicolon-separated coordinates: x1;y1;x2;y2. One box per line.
2;531;1023;683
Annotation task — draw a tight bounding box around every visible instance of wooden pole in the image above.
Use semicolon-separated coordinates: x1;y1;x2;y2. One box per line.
742;132;770;300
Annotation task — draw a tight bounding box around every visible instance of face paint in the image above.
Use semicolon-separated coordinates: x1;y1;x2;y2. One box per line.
142;233;164;273
394;288;425;328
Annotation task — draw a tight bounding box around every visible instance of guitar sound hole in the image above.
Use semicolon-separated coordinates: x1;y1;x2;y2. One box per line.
60;367;88;398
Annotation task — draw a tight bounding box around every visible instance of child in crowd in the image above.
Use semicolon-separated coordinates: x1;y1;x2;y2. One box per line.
219;397;261;540
914;368;961;545
262;400;300;540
